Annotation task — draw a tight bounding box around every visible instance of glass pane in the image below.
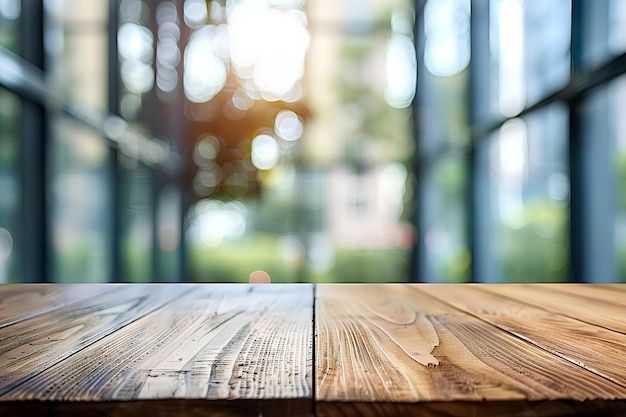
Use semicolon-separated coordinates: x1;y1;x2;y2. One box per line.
45;0;108;111
490;103;569;282
156;184;181;281
419;0;470;154
118;0;154;120
420;156;469;282
610;76;626;281
50;117;111;282
578;71;621;281
187;197;303;283
0;0;20;52
0;87;20;282
610;0;626;55
524;0;571;106
120;158;153;282
185;0;417;283
490;0;570;117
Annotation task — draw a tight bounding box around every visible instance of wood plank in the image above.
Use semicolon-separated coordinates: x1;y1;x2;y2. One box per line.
419;284;626;388
542;283;626;308
0;284;313;413
478;284;626;334
0;284;114;327
315;284;626;409
0;284;184;396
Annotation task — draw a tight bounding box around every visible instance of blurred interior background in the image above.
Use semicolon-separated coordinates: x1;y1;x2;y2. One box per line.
0;0;624;283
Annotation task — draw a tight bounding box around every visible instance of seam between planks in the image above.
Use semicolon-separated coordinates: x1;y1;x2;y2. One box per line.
410;286;626;391
312;283;317;417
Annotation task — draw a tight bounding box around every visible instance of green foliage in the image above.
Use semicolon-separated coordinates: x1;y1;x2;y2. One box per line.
324;248;411;283
616;152;626;211
500;201;568;282
188;234;301;283
445;247;471;282
0;90;19;165
188;233;412;283
121;239;152;283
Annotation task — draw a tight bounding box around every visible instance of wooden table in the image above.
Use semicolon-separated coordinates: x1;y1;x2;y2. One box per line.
1;283;626;416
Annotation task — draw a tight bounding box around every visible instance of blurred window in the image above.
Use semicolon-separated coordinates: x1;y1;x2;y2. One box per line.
609;0;626;56
490;0;571;117
45;0;108;111
608;75;626;281
185;0;416;283
489;103;569;282
156;184;181;281
0;0;19;52
120;158;154;282
0;87;20;282
118;0;154;120
50;117;112;282
421;156;469;282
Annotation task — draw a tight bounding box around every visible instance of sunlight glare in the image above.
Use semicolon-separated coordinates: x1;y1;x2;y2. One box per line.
184;27;227;103
228;2;309;100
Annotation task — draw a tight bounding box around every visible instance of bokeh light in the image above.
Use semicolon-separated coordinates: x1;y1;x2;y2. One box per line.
118;22;154;94
184;26;228;103
274;109;303;141
184;0;208;29
228;2;309;101
155;2;181;94
251;134;280;170
188;200;248;247
0;0;20;20
424;0;470;77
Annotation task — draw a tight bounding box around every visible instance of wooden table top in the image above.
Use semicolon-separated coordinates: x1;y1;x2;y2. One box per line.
1;283;626;417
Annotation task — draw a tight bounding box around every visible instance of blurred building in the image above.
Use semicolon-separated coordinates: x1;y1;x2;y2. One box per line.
1;0;625;283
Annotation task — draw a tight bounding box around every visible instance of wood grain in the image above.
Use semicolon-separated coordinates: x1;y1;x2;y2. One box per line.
540;284;626;309
419;284;626;388
315;284;626;407
0;284;114;328
0;284;183;395
0;284;313;412
2;283;626;417
478;284;626;334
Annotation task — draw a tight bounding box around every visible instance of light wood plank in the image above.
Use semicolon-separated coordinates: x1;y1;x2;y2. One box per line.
419;284;626;388
0;284;114;327
0;284;184;395
316;284;626;408
543;283;626;308
0;284;313;410
478;284;626;334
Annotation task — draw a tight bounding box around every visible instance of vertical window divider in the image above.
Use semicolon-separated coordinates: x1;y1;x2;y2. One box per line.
19;0;48;283
109;0;122;282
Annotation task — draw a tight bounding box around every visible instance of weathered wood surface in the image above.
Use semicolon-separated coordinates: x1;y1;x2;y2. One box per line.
0;284;313;416
0;284;115;328
1;283;626;417
419;284;626;387
316;284;626;416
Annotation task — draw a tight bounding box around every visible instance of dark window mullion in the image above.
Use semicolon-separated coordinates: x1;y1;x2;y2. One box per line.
109;0;122;282
19;0;48;282
569;0;615;283
468;0;491;283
